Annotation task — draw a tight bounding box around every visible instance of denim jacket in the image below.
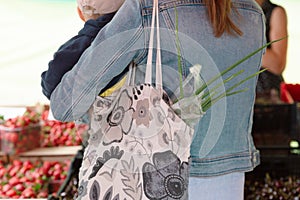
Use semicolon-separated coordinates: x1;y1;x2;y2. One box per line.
50;0;265;177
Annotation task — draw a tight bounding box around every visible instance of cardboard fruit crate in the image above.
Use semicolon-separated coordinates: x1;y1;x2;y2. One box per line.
0;124;41;155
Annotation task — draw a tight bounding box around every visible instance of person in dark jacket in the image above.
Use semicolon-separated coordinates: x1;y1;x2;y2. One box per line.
255;0;288;103
41;0;124;100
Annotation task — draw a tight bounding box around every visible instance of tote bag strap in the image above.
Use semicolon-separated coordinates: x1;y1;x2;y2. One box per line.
125;62;136;86
145;0;163;95
126;0;162;93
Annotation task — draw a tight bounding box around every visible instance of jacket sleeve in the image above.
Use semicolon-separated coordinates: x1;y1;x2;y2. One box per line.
41;36;93;99
41;13;115;99
49;0;144;122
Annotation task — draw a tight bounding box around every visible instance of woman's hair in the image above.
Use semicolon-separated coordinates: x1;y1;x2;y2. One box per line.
204;0;243;37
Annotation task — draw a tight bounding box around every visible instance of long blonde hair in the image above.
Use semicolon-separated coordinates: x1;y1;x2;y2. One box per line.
204;0;243;37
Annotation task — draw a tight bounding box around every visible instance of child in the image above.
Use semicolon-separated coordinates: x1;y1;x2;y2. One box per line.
41;0;124;100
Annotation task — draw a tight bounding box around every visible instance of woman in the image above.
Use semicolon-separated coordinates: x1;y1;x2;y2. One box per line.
255;0;288;103
48;0;265;199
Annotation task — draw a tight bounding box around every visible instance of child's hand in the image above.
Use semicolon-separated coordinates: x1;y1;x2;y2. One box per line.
83;13;102;21
77;6;101;22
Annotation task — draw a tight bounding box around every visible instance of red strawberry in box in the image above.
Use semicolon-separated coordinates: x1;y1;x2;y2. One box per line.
0;108;41;155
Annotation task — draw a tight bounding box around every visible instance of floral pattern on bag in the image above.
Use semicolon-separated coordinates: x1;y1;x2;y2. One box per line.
77;83;193;199
97;90;134;145
88;146;124;179
142;150;189;199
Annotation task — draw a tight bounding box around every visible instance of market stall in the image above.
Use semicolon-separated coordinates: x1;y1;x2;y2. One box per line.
245;102;300;199
0;104;87;198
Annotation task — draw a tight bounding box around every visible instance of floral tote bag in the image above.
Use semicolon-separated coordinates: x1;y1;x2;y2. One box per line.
76;0;194;199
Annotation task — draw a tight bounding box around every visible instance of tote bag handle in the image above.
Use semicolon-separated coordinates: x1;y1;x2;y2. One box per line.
126;0;162;94
145;0;162;95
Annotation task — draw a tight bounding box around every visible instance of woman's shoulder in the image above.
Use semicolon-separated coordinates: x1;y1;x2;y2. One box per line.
270;5;288;29
272;5;287;18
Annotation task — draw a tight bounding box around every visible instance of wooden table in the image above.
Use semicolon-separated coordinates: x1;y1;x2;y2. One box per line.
18;145;82;161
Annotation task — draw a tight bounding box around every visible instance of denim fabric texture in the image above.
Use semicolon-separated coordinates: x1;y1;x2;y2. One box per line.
50;0;265;177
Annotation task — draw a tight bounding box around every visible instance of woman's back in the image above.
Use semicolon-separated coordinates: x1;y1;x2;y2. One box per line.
136;0;265;176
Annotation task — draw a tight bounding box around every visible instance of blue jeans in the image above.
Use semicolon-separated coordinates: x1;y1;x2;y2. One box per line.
189;173;245;200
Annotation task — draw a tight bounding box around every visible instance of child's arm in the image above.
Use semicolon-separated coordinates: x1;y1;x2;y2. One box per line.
41;13;116;99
